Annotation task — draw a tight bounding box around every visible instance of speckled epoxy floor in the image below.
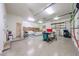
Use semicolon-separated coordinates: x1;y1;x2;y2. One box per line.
2;35;79;56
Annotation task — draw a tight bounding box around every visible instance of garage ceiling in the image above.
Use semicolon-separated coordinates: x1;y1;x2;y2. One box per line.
5;3;74;22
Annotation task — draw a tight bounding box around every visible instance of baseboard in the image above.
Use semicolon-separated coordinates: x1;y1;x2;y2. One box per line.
11;37;24;43
72;38;78;48
0;49;2;55
72;37;79;52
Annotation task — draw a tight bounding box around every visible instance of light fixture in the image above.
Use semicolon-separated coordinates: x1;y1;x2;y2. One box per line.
45;7;54;15
28;17;35;22
54;17;60;20
38;21;43;23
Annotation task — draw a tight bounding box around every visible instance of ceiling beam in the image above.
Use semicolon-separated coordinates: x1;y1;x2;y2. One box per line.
45;11;72;21
34;3;55;16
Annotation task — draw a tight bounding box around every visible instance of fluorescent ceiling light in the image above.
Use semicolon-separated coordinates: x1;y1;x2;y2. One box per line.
28;17;35;22
38;21;43;23
45;7;54;15
54;17;60;20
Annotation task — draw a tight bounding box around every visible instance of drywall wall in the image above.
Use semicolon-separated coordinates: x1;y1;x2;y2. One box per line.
44;19;70;29
38;23;44;30
22;21;39;28
43;22;52;29
6;14;23;40
71;10;79;50
0;4;6;53
5;4;39;39
42;19;71;36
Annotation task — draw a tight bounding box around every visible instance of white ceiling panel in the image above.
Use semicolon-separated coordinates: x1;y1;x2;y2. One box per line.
26;3;49;15
5;3;74;22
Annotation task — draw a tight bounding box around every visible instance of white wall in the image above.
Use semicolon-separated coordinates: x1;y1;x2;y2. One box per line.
43;19;67;29
6;14;23;40
42;19;71;36
38;23;44;30
22;21;38;28
0;4;6;53
71;10;79;50
43;22;52;29
6;14;40;41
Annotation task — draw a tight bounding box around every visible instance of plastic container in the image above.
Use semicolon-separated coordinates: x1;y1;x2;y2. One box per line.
43;32;49;41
